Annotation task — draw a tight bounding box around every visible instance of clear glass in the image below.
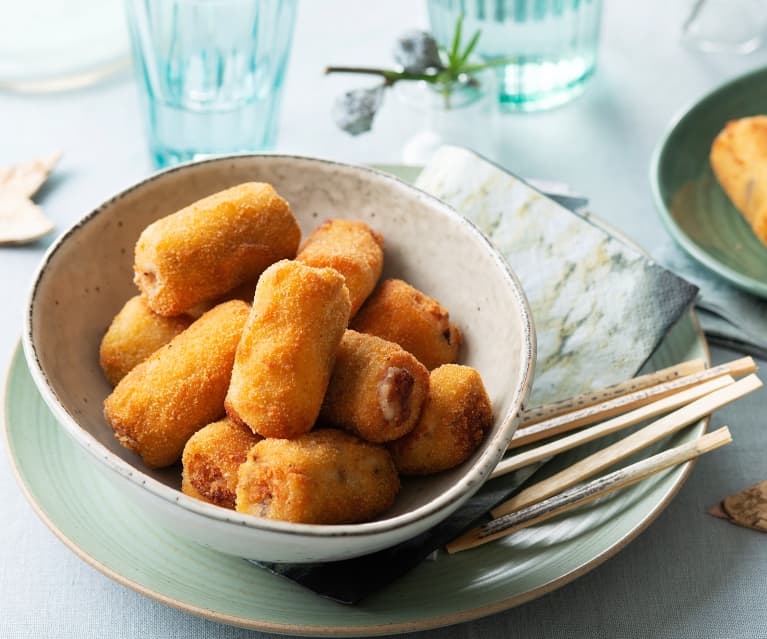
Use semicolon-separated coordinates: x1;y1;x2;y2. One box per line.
428;0;602;112
681;0;766;54
124;0;297;167
390;71;497;165
0;0;129;93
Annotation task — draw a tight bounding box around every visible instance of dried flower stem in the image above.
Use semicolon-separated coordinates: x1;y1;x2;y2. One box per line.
324;66;438;87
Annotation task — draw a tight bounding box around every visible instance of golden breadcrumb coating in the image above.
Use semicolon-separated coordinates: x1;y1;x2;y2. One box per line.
181;418;261;509
235;429;399;524
99;295;192;386
320;330;429;443
388;364;493;475
225;260;351;439
134;182;301;316
185;277;260;319
296;219;384;317
710;116;767;245
181;476;215;504
351;279;462;370
104;300;250;468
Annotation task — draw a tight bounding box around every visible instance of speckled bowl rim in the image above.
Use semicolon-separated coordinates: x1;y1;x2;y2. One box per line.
649;66;767;299
22;153;536;541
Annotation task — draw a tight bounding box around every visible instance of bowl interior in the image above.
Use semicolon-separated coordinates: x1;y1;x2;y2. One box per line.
25;155;532;525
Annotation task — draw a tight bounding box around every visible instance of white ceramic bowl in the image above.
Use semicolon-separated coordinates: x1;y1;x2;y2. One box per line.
23;155;535;563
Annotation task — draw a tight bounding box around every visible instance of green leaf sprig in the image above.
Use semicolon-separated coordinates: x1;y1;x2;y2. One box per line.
326;15;514;109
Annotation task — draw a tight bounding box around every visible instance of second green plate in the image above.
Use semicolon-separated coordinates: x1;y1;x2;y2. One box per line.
651;66;767;298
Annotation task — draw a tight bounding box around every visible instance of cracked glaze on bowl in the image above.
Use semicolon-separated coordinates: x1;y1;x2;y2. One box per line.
23;155;535;563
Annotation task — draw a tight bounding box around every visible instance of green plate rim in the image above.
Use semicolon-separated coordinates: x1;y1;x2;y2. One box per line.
649;65;767;299
2;310;712;636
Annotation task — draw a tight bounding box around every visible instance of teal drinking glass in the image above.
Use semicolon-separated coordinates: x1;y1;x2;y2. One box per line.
125;0;297;167
428;0;602;112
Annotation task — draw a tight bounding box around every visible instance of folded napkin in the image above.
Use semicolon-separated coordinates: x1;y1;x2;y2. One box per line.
512;172;766;360
656;242;767;360
256;147;699;603
416;146;699;405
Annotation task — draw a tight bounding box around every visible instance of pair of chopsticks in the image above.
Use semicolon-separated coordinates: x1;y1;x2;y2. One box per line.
447;357;761;553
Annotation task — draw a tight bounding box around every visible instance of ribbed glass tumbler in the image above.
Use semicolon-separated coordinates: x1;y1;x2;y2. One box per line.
125;0;297;167
428;0;602;112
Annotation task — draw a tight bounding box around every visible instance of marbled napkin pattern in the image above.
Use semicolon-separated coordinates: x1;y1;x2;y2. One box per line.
416;146;699;406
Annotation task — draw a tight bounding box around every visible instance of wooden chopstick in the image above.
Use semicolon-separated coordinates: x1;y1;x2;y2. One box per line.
519;358;707;427
494;374;761;518
490;374;735;480
510;357;756;449
447;427;732;553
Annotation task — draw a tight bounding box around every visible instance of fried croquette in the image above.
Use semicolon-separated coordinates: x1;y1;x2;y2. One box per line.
181;475;214;504
235;429;399;524
181;418;261;509
351;279;462;370
388;364;493;475
296;219;384;316
225;260;351;439
104;300;250;468
99;295;193;386
134;182;301;316
320;330;429;443
184;277;261;319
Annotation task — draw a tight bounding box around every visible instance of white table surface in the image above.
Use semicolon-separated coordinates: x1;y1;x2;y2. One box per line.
2;2;766;638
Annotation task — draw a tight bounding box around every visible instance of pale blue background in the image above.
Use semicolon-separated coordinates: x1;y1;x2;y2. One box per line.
2;1;766;637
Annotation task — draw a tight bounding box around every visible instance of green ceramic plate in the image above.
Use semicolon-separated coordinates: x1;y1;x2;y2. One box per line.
651;66;767;298
3;306;709;636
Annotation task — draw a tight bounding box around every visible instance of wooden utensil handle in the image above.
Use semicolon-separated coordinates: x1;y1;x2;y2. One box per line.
492;374;734;479
495;374;761;517
518;358;707;427
510;357;756;449
447;427;732;553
